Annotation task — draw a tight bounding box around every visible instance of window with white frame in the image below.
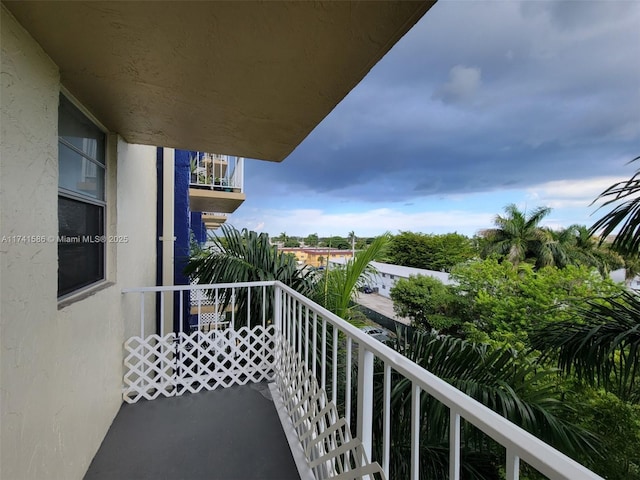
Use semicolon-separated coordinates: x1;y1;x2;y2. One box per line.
57;94;106;297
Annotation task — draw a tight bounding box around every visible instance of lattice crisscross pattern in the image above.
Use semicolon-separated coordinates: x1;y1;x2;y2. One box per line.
177;326;275;394
123;325;275;403
189;284;230;331
273;333;385;480
123;334;179;403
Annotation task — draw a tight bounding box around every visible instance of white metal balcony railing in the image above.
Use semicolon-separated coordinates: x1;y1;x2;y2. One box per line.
189;152;244;192
121;281;603;480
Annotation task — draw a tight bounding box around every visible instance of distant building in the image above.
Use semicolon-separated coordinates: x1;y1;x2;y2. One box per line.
280;247;354;268
330;259;454;298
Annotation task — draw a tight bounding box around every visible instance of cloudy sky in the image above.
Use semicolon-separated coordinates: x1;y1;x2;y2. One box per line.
231;0;640;238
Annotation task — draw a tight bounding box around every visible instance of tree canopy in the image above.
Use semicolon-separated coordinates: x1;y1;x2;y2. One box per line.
304;233;319;247
480;204;624;274
480;203;552;267
390;275;463;333
387;231;477;272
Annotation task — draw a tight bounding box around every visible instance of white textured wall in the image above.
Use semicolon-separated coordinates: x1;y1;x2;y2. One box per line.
118;140;158;340
1;7;157;479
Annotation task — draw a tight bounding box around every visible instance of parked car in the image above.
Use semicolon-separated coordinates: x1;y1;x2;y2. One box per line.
360;326;391;343
363;285;373;294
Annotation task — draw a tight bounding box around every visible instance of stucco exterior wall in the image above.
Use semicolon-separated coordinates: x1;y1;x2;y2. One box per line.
1;7;157;479
117;140;158;340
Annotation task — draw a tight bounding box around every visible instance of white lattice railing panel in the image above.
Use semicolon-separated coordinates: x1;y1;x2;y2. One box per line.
189;281;229;306
123;325;275;404
198;312;225;326
123;334;179;403
177;326;275;394
274;333;385;480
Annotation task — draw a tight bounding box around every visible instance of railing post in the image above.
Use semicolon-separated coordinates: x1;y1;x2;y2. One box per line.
449;409;461;480
139;293;145;338
506;449;520;480
383;362;391;477
356;345;374;460
274;284;282;333
411;382;421;480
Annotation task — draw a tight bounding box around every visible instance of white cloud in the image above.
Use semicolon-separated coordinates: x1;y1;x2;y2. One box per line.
231;207;494;238
526;176;627;209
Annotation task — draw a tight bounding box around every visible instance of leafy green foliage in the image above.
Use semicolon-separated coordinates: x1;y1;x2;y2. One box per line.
371;330;598;479
184;225;314;324
304;233;319;247
388;231;477;272
450;259;623;342
320;235;350;249
531;290;640;402
311;234;390;321
544;224;624;275
283;238;300;247
480;204;552;267
390;275;463;333
186;225;313;290
478;205;622;274
570;387;640;479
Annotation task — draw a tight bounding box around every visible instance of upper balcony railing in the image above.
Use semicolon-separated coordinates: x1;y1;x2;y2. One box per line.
122;281;603;480
190;153;244;193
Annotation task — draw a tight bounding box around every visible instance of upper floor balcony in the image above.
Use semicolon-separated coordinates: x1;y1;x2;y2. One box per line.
189;153;245;214
202;212;228;230
87;282;604;480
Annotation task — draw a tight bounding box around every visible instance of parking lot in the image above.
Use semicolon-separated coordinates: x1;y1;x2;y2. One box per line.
354;292;411;326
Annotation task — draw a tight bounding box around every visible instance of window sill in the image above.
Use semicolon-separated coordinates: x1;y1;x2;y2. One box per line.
58;281;115;310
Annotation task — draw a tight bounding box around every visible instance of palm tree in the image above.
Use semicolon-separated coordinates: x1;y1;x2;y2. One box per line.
277;231;289;244
533;159;640;403
371;329;599;479
570;225;624;275
184;225;314;325
347;230;356;255
481;204;552;267
312;233;389;322
530;291;640;403
546;225;623;275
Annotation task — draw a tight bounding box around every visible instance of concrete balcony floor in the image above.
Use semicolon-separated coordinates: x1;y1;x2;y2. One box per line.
84;382;299;480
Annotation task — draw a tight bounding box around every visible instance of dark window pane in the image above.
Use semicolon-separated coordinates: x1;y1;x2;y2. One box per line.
58;196;104;297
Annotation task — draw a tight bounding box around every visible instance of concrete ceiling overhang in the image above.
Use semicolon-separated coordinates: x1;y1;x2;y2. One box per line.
4;1;434;162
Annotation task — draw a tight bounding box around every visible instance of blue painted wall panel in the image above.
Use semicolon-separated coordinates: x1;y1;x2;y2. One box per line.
174;149;192;288
174;150;192;331
191;211;206;244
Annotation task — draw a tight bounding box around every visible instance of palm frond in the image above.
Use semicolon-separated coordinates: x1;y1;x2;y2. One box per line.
184;225;314;325
531;290;640;402
371;329;598;479
312;233;390;320
590;156;640;256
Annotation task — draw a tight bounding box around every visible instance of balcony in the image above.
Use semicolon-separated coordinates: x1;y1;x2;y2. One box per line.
202;212;228;230
93;282;603;480
189;153;245;214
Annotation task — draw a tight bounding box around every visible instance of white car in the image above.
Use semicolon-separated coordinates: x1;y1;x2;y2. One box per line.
360;326;392;343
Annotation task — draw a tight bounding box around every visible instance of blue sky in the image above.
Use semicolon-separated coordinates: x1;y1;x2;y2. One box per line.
231;0;640;238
